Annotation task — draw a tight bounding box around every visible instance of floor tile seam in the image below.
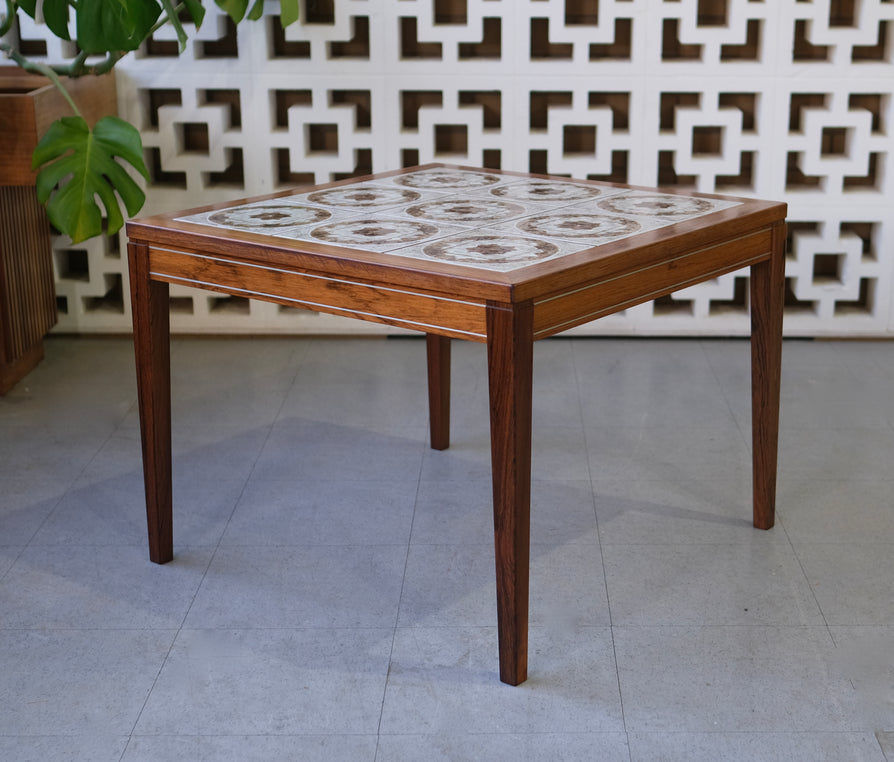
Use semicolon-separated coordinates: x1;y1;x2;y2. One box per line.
214;542;414;548
699;339;754;453
786;535;845;634
121;731;381;738
597;540;803;548
0;626;195;633
580;422;750;432
0;547;27;584
608;623;838;631
19;444;107;555
572;342;628;738
19;542;219;549
777;425;894;433
778;471;894;482
208;366;303;563
625;730;883;734
405;541;603;548
0;625;181;632
374;730;632;737
0;733;132;739
608;619;831;628
777;476;894;484
167;625;399;632
377;461;425;743
404;540;602;547
112;396;141;440
778;423;894;432
391;623;613;630
5;384;118;541
786;540;894;547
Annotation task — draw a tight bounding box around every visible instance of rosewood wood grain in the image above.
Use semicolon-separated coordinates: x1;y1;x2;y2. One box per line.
749;221;786;530
128;242;174;564
486;301;534;686
532;228;773;338
147;246;489;340
426;334;451;450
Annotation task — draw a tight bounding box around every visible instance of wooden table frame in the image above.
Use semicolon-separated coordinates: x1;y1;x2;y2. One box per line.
126;164;786;686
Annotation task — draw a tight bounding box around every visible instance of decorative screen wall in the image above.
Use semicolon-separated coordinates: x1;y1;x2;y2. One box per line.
11;0;894;336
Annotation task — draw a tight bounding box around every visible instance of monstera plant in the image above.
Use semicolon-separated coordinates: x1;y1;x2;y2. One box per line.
0;0;300;243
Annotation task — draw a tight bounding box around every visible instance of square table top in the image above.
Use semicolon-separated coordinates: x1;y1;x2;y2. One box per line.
127;164;786;306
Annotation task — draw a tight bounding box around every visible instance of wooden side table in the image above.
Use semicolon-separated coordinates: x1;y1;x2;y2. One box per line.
127;164;786;685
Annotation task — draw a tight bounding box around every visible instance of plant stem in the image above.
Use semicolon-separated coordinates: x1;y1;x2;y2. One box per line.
0;38;84;118
0;0;15;38
35;61;82;116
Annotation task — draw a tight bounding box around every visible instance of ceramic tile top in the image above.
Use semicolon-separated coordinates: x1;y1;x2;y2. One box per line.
405;198;528;224
304;186;422;209
175;167;742;272
417;234;566;268
310;218;441;247
204;204;332;229
391;167;503;189
596;193;719;218
490;179;605;203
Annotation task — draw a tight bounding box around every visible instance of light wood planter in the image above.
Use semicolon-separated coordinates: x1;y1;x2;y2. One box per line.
0;67;117;394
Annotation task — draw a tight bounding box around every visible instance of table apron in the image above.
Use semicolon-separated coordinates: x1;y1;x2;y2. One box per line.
532;228;774;338
146;246;489;340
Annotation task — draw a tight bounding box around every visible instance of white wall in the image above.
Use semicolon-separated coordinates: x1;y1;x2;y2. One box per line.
15;0;894;336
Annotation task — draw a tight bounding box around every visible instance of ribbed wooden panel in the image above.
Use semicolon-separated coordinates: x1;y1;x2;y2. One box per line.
0;186;57;365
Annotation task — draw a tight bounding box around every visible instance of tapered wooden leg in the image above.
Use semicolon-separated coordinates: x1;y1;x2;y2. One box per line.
750;222;786;530
486;302;534;686
426;333;451;450
127;242;173;564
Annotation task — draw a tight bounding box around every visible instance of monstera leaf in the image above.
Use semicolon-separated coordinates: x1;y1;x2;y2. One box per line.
75;0;162;54
32;115;150;243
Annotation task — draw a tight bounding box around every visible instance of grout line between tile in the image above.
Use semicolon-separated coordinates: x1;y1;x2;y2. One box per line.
122;341;309;753
571;340;631;755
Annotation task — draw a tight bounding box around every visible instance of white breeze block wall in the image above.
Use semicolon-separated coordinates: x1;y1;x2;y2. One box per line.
11;0;894;337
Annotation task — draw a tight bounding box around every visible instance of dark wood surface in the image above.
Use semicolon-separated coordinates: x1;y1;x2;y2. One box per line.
126;164;787;685
0;186;57;394
426;333;451;451
750;222;787;530
127;242;174;564
486;301;534;686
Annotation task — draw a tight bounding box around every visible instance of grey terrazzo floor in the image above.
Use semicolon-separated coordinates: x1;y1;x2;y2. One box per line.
1;334;893;761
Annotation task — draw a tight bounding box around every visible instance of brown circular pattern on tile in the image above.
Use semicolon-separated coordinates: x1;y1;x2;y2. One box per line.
310;218;439;245
517;213;641;239
491;180;603;202
394;170;502;189
306;187;421;208
406;198;526;223
597;194;716;217
423;234;559;265
208;205;331;229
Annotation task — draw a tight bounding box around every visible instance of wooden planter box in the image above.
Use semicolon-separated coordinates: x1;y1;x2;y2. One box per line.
0;67;117;394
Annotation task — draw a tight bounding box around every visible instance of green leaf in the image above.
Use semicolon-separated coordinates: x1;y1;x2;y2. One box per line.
247;0;263;22
16;0;39;19
32;115;150;243
215;0;248;24
75;0;162;54
279;0;300;27
42;0;72;40
159;0;189;51
182;0;206;28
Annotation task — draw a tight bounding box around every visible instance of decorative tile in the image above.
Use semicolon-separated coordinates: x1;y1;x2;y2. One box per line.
173;168;742;272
